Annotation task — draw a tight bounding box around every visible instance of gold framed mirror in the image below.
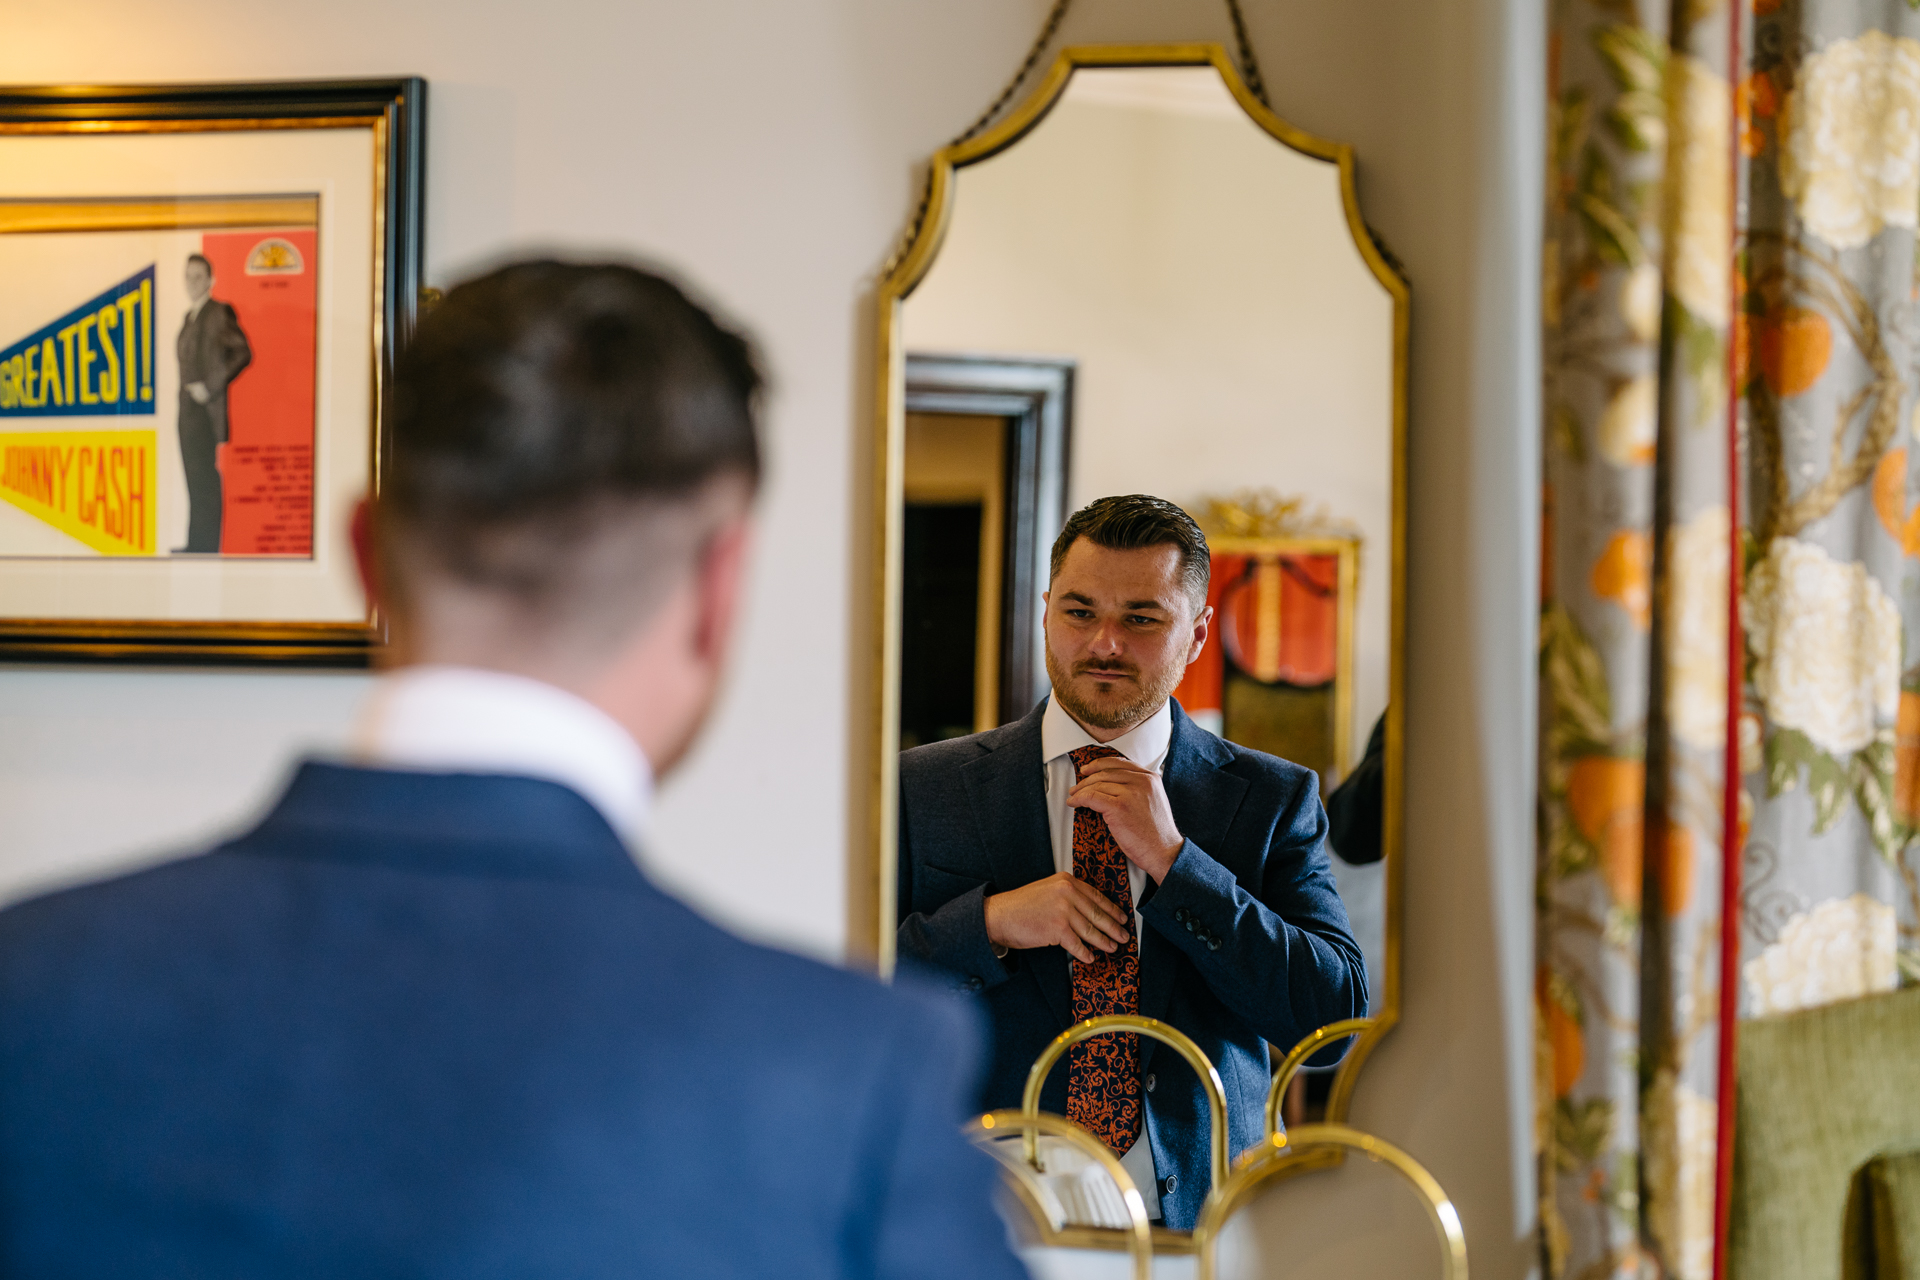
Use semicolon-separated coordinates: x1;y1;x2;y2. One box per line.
869;42;1408;1241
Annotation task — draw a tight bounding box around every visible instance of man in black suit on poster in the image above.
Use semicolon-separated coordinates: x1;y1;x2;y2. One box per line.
175;252;252;553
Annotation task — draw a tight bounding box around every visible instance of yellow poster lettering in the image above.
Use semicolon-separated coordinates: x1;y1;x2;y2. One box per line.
0;430;157;554
76;314;98;405
96;304;121;404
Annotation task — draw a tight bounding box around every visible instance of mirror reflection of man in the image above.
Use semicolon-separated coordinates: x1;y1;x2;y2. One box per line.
897;494;1366;1230
175;253;252;553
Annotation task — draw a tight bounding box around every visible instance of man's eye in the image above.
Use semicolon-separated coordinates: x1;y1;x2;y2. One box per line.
1128;615;1160;626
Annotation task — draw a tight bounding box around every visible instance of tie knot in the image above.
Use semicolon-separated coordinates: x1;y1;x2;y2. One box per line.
1069;744;1125;779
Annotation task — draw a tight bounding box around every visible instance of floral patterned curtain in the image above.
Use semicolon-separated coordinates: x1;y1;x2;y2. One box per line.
1539;0;1919;1274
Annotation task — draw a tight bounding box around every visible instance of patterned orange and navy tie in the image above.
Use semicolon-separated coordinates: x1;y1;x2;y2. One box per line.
1066;744;1143;1154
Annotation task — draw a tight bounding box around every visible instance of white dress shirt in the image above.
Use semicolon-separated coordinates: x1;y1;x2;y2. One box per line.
1039;692;1171;1217
350;665;653;853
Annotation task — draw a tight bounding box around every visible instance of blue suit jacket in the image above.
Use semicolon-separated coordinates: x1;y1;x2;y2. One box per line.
0;763;1025;1280
896;699;1367;1229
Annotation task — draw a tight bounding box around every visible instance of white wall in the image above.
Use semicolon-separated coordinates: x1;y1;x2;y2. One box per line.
0;1;1541;1276
901;68;1394;761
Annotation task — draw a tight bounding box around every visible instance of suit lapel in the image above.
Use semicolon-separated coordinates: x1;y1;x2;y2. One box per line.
1137;705;1250;1049
959;702;1073;1029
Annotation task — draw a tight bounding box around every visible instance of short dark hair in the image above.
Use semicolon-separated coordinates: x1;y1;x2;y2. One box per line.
185;253;211;274
383;259;761;603
1049;494;1210;612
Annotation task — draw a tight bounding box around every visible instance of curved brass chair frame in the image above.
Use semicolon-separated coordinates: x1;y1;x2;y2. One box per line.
1022;1014;1229;1192
1264;1017;1376;1138
1193;1123;1468;1280
969;1110;1154;1280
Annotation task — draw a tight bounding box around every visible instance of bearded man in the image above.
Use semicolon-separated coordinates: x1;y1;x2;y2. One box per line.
896;493;1366;1231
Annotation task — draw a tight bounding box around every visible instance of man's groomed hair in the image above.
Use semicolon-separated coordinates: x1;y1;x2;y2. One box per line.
1048;494;1210;613
383;259;761;603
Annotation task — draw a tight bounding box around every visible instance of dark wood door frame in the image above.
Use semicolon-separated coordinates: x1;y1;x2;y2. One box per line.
905;353;1074;726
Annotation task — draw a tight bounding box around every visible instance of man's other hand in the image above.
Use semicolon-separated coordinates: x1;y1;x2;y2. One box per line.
984;874;1130;964
1067;756;1184;882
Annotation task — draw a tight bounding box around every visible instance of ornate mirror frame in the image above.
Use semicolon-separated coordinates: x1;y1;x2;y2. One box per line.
868;41;1410;1146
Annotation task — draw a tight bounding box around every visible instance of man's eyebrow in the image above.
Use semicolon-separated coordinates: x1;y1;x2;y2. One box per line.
1060;591;1095;605
1123;599;1172;612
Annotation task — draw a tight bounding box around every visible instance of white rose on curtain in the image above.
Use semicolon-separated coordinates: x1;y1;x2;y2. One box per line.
1664;55;1731;325
1741;893;1898;1015
1600;375;1658;465
1666;505;1730;751
1743;537;1900;755
1777;30;1920;250
1645;1067;1719;1280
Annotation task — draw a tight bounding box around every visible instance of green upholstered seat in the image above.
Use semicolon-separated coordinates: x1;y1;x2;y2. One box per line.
1855;1152;1920;1280
1730;986;1920;1280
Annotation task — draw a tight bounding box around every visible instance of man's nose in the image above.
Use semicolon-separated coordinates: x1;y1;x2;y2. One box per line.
1089;625;1123;656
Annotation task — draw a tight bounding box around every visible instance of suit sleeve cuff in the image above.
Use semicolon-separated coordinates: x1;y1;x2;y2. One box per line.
898;883;1010;992
1139;839;1238;953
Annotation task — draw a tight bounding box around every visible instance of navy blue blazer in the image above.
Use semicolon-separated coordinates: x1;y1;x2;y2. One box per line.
0;763;1025;1280
896;699;1367;1230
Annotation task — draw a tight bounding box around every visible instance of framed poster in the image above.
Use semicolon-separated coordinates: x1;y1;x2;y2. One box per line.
0;79;424;663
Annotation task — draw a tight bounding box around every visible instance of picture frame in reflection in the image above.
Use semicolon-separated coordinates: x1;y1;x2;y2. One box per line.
0;78;425;664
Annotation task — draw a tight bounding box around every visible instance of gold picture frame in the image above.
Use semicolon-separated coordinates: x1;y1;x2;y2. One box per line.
0;79;425;665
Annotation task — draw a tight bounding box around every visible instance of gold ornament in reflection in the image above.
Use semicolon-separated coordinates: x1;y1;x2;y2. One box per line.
1198;489;1363;542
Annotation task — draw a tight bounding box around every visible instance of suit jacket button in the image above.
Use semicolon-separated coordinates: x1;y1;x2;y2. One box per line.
1174;908;1188;923
966;977;984;991
1144;1072;1156;1092
1161;1175;1178;1195
1185;919;1197;933
1206;937;1221;951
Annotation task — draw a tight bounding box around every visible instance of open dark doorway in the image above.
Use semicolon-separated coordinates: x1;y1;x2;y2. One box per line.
901;354;1073;737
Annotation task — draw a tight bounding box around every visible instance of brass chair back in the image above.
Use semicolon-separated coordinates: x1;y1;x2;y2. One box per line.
1193;1123;1467;1280
1021;1013;1230;1191
967;1109;1153;1280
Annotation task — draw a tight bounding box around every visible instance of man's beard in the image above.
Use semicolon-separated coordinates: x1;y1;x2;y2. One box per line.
1045;643;1186;732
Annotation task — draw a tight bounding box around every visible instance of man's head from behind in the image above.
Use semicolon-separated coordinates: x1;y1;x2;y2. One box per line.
366;259;762;774
1044;494;1212;738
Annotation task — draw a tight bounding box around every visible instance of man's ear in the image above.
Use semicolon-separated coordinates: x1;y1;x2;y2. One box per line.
692;514;754;665
1187;603;1213;664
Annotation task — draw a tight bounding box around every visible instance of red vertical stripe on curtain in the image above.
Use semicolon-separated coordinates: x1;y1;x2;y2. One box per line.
1711;8;1746;1277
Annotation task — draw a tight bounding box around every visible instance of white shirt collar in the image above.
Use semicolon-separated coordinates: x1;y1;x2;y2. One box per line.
350;665;653;848
1040;692;1173;771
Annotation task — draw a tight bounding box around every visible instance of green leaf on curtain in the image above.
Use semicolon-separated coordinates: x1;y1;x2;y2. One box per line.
1593;25;1667;93
1553;88;1591;178
1766;727;1816;796
1577;191;1646;267
1541;605;1615;758
1809;749;1850;833
1850;733;1908;862
1605;89;1667;153
1554;1097;1615;1169
1551;404;1586;461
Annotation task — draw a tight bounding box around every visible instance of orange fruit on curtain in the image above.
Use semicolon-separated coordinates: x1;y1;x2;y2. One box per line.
1567;756;1645;908
1896;691;1920;824
1536;969;1585;1098
1871;448;1920;555
1647;813;1696;916
1759;307;1833;398
1590;529;1652;629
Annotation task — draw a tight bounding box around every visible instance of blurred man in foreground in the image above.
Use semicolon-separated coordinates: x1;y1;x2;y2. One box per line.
0;261;1025;1279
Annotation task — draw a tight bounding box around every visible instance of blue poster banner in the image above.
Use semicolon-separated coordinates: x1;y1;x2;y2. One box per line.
0;266;156;419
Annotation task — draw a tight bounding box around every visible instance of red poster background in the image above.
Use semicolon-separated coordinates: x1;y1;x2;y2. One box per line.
200;229;316;556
